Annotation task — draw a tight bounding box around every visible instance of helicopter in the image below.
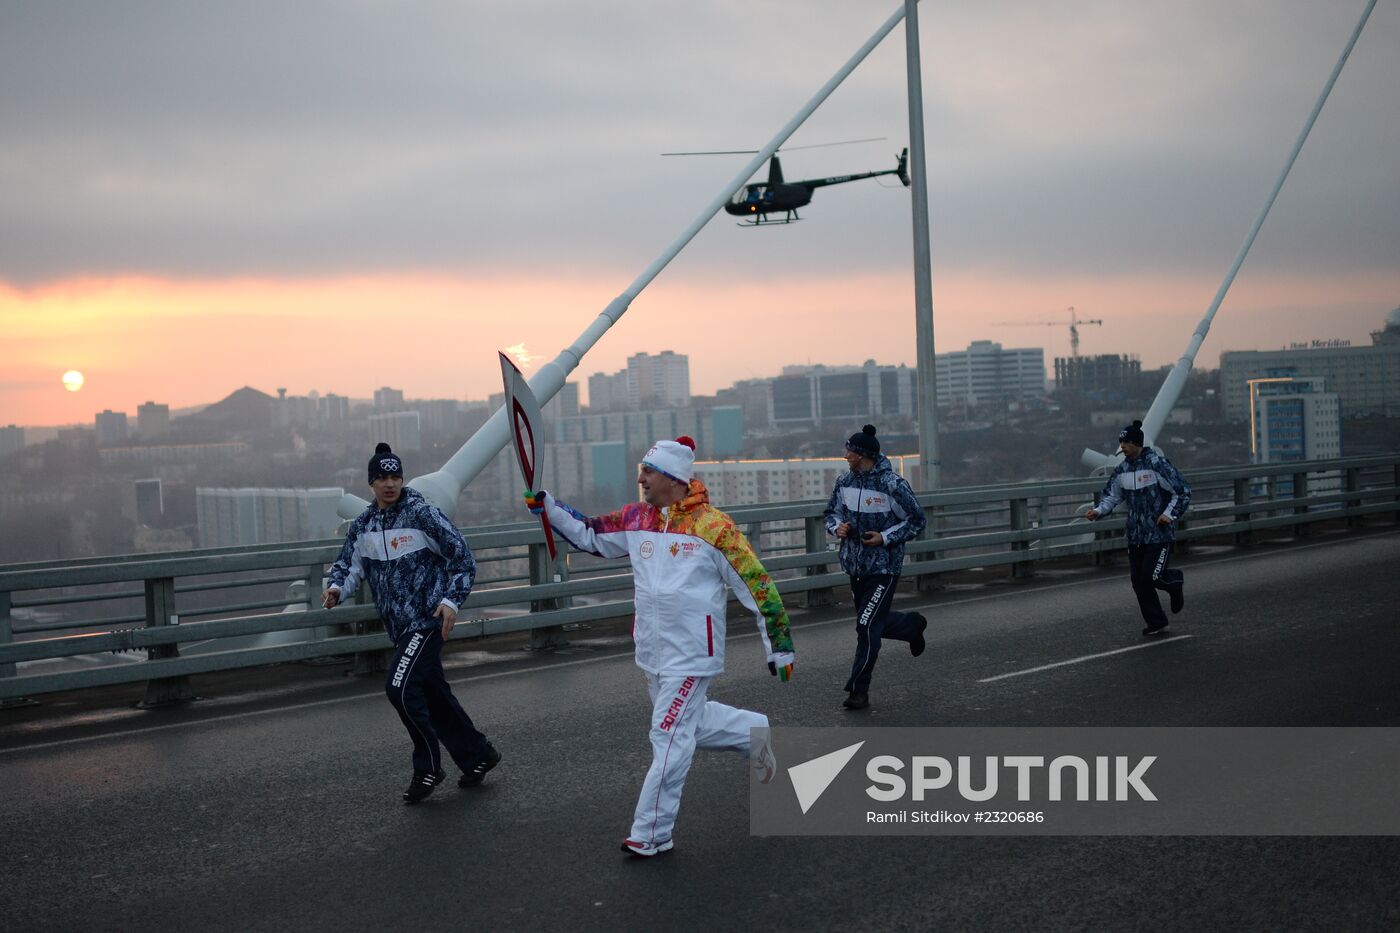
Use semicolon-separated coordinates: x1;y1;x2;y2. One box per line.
664;139;910;225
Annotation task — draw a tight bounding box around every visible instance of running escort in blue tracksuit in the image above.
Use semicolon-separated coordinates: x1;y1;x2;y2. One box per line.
323;443;500;803
1087;420;1192;636
823;424;929;710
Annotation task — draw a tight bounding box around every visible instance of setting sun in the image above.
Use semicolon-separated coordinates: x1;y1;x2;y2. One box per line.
61;370;84;392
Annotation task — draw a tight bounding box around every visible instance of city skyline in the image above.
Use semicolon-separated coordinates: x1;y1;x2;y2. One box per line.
3;2;1396;426
6;316;1391;433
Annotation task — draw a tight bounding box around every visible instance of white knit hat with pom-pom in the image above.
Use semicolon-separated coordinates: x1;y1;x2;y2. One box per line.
642;435;697;484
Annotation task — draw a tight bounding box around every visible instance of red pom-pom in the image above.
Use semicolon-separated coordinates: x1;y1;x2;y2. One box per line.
675;435;696;450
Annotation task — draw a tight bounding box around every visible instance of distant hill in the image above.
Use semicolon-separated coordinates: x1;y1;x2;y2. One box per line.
178;386;275;432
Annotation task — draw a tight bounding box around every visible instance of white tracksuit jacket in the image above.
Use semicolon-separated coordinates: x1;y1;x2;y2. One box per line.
538;481;794;676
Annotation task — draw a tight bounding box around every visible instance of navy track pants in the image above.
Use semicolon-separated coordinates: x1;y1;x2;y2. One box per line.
844;574;922;695
385;627;488;774
1127;542;1183;629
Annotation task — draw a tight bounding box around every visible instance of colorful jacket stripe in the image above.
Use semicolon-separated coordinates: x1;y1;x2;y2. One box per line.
1093;448;1192;546
326;487;477;643
822;453;928;578
541;479;793;677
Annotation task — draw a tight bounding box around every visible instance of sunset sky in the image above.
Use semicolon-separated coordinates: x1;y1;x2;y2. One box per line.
2;0;1396;428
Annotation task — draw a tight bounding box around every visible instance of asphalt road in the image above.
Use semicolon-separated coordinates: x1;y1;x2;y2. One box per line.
2;527;1398;932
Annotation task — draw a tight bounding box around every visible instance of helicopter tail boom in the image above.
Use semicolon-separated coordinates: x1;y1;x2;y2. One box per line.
803;149;910;190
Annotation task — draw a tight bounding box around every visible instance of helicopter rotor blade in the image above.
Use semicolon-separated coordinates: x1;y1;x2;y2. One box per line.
662;149;760;156
780;136;886;152
662;136;887;157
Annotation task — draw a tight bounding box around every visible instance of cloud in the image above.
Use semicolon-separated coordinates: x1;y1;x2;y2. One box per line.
0;0;1394;301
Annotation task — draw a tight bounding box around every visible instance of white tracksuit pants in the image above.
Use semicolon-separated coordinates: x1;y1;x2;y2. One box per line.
629;671;767;847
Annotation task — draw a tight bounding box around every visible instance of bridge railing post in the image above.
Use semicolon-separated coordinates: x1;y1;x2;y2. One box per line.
1175;480;1192;556
1233;478;1253;546
1091;498;1117;567
1009;497;1034;579
139;575;195;707
1344;467;1362;528
803;515;835;608
0;589;13;683
915;503;942;593
350;579;387;677
527;543;569;650
302;563;323;611
1293;470;1310;538
1394;464;1400;525
0;589;35;708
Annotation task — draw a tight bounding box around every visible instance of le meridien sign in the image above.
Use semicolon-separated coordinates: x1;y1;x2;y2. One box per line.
750;728;1400;836
1288;338;1352;349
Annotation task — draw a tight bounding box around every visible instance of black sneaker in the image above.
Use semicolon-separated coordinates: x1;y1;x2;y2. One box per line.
842;691;869;710
403;769;446;804
458;743;502;787
1142;624;1170;638
1168;583;1185;615
910;613;929;658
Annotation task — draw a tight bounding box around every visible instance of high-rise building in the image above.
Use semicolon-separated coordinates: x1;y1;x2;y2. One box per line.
374;386;405;410
1248;376;1341;465
692;455;919;551
318;393;350;423
768;362;916;426
1054;354;1142;394
414;399;461;437
547;382;580;418
552;406;743;463
461;401;491;436
99;442;250;467
541;441;631;505
715;379;772;430
693;458;851;507
1220;309;1400;420
276;392;317;429
368;411;422;452
94;409;129;448
196;488;256;547
0;424;23;461
935;341;1045;411
132;478;164;525
587;370;630;413
196;487;345;547
626;350;690;409
136;401;171;439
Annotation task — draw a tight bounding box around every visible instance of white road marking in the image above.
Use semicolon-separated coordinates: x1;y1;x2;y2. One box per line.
978;635;1194;683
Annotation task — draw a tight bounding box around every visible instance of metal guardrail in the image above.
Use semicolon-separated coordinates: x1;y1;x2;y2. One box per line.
1;454;1397;704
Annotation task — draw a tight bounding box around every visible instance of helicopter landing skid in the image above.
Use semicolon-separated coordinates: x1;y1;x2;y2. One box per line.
738;211;800;227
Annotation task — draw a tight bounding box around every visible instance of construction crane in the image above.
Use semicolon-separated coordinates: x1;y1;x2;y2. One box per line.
992;306;1103;359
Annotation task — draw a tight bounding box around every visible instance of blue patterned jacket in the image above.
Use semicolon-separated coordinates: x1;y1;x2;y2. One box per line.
1093;448;1192;546
823;454;927;578
326;487;476;642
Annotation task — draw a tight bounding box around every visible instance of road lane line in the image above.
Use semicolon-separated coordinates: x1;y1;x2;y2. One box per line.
977;635;1194;683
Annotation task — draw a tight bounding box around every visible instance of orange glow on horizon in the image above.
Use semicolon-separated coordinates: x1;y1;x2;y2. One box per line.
2;269;1393;427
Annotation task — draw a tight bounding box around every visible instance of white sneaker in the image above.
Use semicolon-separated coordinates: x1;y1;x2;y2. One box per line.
621;838;674;858
751;727;778;785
